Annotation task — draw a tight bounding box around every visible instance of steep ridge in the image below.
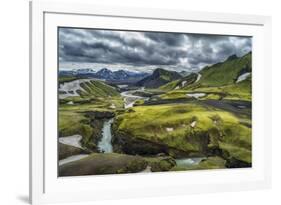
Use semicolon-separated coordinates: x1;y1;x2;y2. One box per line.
136;68;182;88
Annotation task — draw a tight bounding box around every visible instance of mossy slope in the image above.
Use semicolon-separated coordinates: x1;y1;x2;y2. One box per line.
113;103;251;164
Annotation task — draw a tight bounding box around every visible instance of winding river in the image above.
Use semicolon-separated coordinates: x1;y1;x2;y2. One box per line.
121;87;148;108
96;89;148;152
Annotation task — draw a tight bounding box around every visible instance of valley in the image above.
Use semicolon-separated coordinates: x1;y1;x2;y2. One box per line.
58;52;252;176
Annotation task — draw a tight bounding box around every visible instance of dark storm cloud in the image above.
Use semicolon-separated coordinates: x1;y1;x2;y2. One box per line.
59;28;252;71
144;32;186;47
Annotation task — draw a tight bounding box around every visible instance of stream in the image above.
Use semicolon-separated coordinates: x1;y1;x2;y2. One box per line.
97;118;114;153
96;89;148;152
96;89;205;171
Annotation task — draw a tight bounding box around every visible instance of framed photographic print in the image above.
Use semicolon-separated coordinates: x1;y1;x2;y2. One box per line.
30;1;272;204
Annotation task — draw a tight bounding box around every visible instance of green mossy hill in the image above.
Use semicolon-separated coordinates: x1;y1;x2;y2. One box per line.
60;96;124;111
59;105;121;151
136;68;182;88
59;76;79;84
59;110;97;150
113;103;251;163
59;80;124;153
159;52;251;91
158;74;251;101
190;77;251;101
197;52;251;87
160;73;198;91
59;153;147;176
78;80;120;98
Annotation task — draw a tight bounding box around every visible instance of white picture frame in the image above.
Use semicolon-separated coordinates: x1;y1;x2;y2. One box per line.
30;1;272;204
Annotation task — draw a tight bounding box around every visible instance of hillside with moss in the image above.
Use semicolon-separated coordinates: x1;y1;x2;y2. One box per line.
58;79;123;152
198;53;251;86
158;52;252;102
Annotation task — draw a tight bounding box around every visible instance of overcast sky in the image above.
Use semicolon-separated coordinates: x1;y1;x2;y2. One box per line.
59;27;252;73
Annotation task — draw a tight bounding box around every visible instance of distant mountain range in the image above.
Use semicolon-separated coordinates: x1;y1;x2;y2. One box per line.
59;52;251;88
59;67;195;88
59;68;149;83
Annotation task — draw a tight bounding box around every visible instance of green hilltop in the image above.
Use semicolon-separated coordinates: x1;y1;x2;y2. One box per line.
198;52;251;87
78;80;120;98
159;52;252;101
137;68;182;88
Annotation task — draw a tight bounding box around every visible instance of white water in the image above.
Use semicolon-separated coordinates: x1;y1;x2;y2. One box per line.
59;154;89;166
59;135;83;149
236;72;251;83
97;118;114;153
59;79;92;99
195;73;202;83
186;93;206;99
175;157;205;167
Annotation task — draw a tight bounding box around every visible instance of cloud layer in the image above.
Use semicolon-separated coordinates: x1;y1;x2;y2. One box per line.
59;28;251;72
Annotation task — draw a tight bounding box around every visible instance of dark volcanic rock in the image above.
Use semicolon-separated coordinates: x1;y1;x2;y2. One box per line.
84;111;115;119
225;157;252;168
113;134;169;155
112;131;194;158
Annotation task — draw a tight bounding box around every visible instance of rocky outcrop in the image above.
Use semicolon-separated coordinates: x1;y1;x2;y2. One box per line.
225;157;251;168
59;153;147;176
207;145;251;168
84;111;115;119
145;156;176;172
113;133;169;155
58;143;91;160
112;131;201;158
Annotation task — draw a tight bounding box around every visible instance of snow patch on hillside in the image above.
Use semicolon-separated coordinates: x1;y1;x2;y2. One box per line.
59;79;92;99
236;72;251;83
59;135;83;149
195;73;202;83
